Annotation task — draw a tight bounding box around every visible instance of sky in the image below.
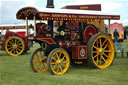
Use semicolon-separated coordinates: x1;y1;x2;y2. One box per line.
0;0;128;26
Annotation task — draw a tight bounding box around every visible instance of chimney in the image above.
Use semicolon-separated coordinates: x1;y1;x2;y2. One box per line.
46;0;54;8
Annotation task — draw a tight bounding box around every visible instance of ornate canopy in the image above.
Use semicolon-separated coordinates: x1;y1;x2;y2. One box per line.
16;7;120;21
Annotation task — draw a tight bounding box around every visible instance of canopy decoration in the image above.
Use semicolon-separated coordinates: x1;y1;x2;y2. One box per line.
16;7;120;21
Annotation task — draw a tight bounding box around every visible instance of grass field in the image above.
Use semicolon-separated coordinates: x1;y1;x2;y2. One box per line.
0;39;128;85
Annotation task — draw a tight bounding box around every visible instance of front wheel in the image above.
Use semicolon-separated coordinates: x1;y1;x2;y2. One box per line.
47;48;70;75
30;48;48;72
87;33;115;69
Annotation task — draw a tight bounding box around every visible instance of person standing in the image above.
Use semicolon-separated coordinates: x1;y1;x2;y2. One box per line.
113;29;119;43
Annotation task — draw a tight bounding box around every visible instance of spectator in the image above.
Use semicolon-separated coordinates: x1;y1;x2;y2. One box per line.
113;29;119;43
124;29;127;39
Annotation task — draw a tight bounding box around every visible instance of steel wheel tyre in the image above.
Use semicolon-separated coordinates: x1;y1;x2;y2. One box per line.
87;33;115;69
47;48;70;75
30;48;48;72
5;36;25;56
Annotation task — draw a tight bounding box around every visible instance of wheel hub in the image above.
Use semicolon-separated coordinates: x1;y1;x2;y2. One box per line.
99;48;104;55
56;60;61;64
12;44;17;49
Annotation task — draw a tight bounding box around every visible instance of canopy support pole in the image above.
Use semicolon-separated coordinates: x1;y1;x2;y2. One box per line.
25;17;28;37
108;19;110;33
34;16;36;36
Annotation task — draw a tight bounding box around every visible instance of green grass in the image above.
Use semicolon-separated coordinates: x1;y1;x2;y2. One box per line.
0;40;128;85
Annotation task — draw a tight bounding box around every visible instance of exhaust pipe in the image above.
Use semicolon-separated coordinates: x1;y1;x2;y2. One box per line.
46;0;54;8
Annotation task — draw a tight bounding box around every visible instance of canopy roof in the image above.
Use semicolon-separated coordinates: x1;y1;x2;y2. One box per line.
16;7;120;21
0;24;26;30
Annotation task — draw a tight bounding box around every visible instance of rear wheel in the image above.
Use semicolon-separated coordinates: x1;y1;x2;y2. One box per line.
30;48;48;72
5;36;25;56
87;33;115;69
47;48;70;75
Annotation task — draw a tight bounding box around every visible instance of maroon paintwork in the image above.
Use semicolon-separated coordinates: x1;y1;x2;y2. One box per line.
16;7;120;20
62;4;101;11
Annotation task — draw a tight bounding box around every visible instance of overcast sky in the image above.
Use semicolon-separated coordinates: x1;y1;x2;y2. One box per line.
0;0;128;26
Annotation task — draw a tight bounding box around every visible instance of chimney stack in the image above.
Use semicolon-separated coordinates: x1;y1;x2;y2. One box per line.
46;0;54;8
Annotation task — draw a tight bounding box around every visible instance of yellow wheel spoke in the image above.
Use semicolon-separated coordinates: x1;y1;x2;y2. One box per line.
100;55;101;65
91;51;97;53
51;62;56;65
7;44;12;46
17;40;20;44
42;63;46;68
99;38;102;48
57;65;60;72
101;39;107;47
93;46;98;50
103;53;109;58
53;64;57;70
104;43;109;49
60;63;65;67
7;47;13;50
101;56;107;64
11;39;14;44
8;41;13;45
60;56;65;62
61;60;67;63
40;63;42;71
17;45;23;48
36;53;39;59
18;43;23;45
33;60;39;65
104;50;112;52
15;39;17;44
59;65;63;72
97;55;99;64
93;53;99;59
56;53;60;60
15;49;19;54
37;63;41;70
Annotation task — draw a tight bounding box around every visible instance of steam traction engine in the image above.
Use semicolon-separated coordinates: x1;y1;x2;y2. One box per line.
0;25;32;56
16;1;120;75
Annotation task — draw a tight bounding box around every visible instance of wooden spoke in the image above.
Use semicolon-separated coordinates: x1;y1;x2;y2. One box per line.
11;39;14;44
33;60;39;65
101;39;107;47
7;47;13;50
91;51;97;53
7;44;12;46
37;63;41;70
93;53;99;59
100;55;102;65
93;46;98;50
101;56;107;64
57;65;60;72
15;39;17;44
40;63;42;71
97;55;99;64
104;50;112;53
59;65;63;72
103;53;109;58
60;63;66;67
53;64;57;70
51;62;56;65
60;56;65;62
8;41;13;45
104;43;109;49
56;53;60;60
36;53;39;59
99;38;102;48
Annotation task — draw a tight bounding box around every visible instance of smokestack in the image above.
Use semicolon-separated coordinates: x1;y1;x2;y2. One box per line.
46;0;54;8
